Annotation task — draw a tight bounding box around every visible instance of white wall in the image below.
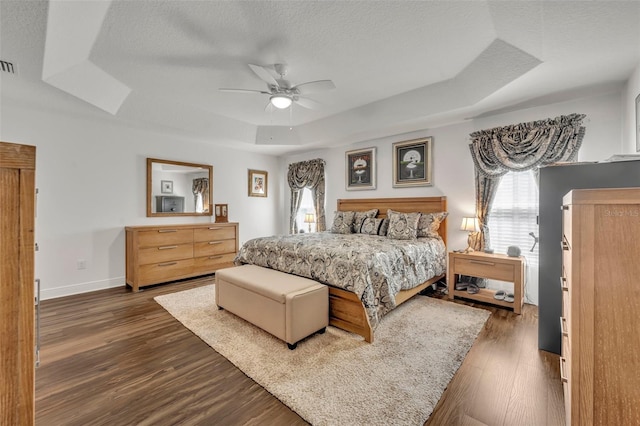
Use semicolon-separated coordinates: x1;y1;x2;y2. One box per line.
623;62;640;153
1;104;283;300
283;89;625;305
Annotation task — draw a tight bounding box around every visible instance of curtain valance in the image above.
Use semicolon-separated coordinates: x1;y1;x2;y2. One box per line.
469;113;586;178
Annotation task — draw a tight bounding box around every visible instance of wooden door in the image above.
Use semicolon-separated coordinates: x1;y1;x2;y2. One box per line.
0;141;35;425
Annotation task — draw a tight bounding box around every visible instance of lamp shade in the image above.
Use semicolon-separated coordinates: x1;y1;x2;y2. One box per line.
270;94;293;109
460;217;480;232
304;213;315;224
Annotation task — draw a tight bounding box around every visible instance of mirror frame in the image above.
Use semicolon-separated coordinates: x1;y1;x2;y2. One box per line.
147;157;213;217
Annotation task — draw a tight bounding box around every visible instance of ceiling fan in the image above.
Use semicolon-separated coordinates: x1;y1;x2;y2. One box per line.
219;64;335;110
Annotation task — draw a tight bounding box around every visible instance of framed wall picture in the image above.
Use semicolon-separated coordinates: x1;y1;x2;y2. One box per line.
345;147;376;190
392;137;433;187
248;169;268;197
160;180;173;194
636;93;640;152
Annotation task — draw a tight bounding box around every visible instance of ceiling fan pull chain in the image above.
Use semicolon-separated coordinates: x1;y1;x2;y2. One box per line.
289;104;293;130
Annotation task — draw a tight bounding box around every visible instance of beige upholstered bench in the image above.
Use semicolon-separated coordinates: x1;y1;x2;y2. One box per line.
215;265;329;349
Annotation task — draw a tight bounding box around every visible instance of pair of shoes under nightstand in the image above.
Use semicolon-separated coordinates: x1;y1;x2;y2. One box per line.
494;290;514;303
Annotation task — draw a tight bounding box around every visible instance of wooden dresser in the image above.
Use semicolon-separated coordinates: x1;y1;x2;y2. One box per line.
125;222;238;291
1;142;36;425
561;188;640;425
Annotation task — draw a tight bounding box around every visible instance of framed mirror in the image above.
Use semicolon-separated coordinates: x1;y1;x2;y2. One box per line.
147;158;213;217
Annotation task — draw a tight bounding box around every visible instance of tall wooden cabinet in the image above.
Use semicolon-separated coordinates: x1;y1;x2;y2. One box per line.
0;142;36;425
561;188;640;425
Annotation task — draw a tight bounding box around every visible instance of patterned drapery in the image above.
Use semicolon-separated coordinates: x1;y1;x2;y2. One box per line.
192;177;209;213
468;113;586;250
287;159;326;234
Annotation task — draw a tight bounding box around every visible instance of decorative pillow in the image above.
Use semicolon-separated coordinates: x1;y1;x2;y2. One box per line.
378;218;390;236
416;212;449;238
386;210;421;240
331;210;356;234
353;209;379;233
360;217;384;235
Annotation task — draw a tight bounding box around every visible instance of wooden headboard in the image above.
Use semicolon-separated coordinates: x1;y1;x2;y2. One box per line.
337;196;447;245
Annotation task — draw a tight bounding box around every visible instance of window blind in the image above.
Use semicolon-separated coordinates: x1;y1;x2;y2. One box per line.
487;170;539;265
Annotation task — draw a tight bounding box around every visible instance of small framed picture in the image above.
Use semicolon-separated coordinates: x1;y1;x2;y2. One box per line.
215;203;228;223
248;169;268;197
392;137;433;187
346;147;376;190
161;180;173;194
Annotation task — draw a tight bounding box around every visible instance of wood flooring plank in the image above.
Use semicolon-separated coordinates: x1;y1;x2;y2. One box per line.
35;278;563;426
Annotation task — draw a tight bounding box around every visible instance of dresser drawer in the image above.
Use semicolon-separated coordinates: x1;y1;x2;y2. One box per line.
452;257;515;282
138;258;195;285
138;243;194;265
137;229;193;247
193;253;236;274
194;226;236;242
194;240;236;257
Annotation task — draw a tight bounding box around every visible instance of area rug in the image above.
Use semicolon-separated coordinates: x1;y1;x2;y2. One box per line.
155;285;490;426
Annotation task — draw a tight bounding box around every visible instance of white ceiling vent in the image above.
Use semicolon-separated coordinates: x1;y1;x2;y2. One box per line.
0;60;16;74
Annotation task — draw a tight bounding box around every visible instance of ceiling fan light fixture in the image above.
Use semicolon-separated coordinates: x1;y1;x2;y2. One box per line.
270;94;293;109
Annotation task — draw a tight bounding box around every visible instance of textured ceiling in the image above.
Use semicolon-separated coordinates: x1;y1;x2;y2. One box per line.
1;1;639;155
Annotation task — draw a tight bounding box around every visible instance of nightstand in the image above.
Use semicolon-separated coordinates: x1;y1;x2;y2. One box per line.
447;251;524;314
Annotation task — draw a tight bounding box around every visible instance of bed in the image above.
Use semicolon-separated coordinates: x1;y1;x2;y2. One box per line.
234;196;448;342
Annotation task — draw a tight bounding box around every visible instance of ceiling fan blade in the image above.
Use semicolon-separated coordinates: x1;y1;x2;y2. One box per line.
219;88;271;95
293;80;336;94
248;64;279;87
294;96;322;109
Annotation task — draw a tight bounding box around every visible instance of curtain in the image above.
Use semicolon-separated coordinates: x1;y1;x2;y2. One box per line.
192;178;209;213
468;113;586;250
287;159;326;234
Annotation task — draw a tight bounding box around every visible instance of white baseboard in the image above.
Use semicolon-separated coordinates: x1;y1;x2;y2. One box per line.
41;276;126;300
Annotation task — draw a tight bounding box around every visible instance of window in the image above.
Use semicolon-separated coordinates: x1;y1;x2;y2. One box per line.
487;170;539;303
295;188;316;233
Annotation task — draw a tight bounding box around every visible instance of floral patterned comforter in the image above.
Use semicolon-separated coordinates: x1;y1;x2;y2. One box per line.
234;232;446;329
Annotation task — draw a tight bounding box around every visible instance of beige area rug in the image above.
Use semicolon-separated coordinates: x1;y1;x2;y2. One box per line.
155;285;490;426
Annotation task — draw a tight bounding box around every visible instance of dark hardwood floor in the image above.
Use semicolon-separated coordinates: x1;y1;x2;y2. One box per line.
35;277;564;426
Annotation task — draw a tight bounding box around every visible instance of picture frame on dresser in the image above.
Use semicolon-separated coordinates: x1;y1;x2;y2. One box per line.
345;147;376;190
392;137;433;187
215;203;228;223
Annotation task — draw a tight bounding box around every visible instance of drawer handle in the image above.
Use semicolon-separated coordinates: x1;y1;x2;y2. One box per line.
560;317;568;337
208;241;223;245
208;255;223;260
158;229;178;233
158;261;177;267
469;260;495;266
560;277;569;291
158;245;177;250
560;357;568;383
208;227;223;230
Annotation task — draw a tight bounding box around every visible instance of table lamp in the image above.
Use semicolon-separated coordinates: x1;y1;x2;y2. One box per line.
304;213;315;233
460;217;480;253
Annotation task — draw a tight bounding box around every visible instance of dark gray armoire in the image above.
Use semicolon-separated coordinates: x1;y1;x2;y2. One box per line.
538;159;640;354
